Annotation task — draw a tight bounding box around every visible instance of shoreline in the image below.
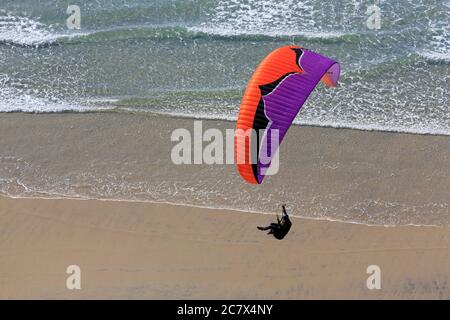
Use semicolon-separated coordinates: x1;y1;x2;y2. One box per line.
3;109;449;137
2;195;450;299
0;194;443;228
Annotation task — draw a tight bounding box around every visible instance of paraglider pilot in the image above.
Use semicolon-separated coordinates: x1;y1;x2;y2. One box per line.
257;205;292;240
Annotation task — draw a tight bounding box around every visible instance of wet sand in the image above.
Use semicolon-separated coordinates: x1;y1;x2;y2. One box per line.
1;196;450;299
0;113;449;226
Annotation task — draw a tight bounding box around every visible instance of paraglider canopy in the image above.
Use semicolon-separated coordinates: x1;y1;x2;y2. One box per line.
235;45;340;184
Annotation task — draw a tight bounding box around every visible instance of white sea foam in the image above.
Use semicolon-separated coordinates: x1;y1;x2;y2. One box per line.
419;17;450;62
188;25;347;39
190;0;343;39
418;50;450;62
115;106;450;136
0;79;100;113
0;11;85;46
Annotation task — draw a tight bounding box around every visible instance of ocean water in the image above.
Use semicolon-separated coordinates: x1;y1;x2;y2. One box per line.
0;0;449;134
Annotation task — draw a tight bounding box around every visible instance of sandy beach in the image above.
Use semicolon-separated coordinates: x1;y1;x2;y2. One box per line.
0;112;449;299
0;113;450;299
1;195;450;299
1;0;449;301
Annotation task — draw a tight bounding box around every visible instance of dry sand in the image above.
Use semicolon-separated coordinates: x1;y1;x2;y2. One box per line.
1;195;450;299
